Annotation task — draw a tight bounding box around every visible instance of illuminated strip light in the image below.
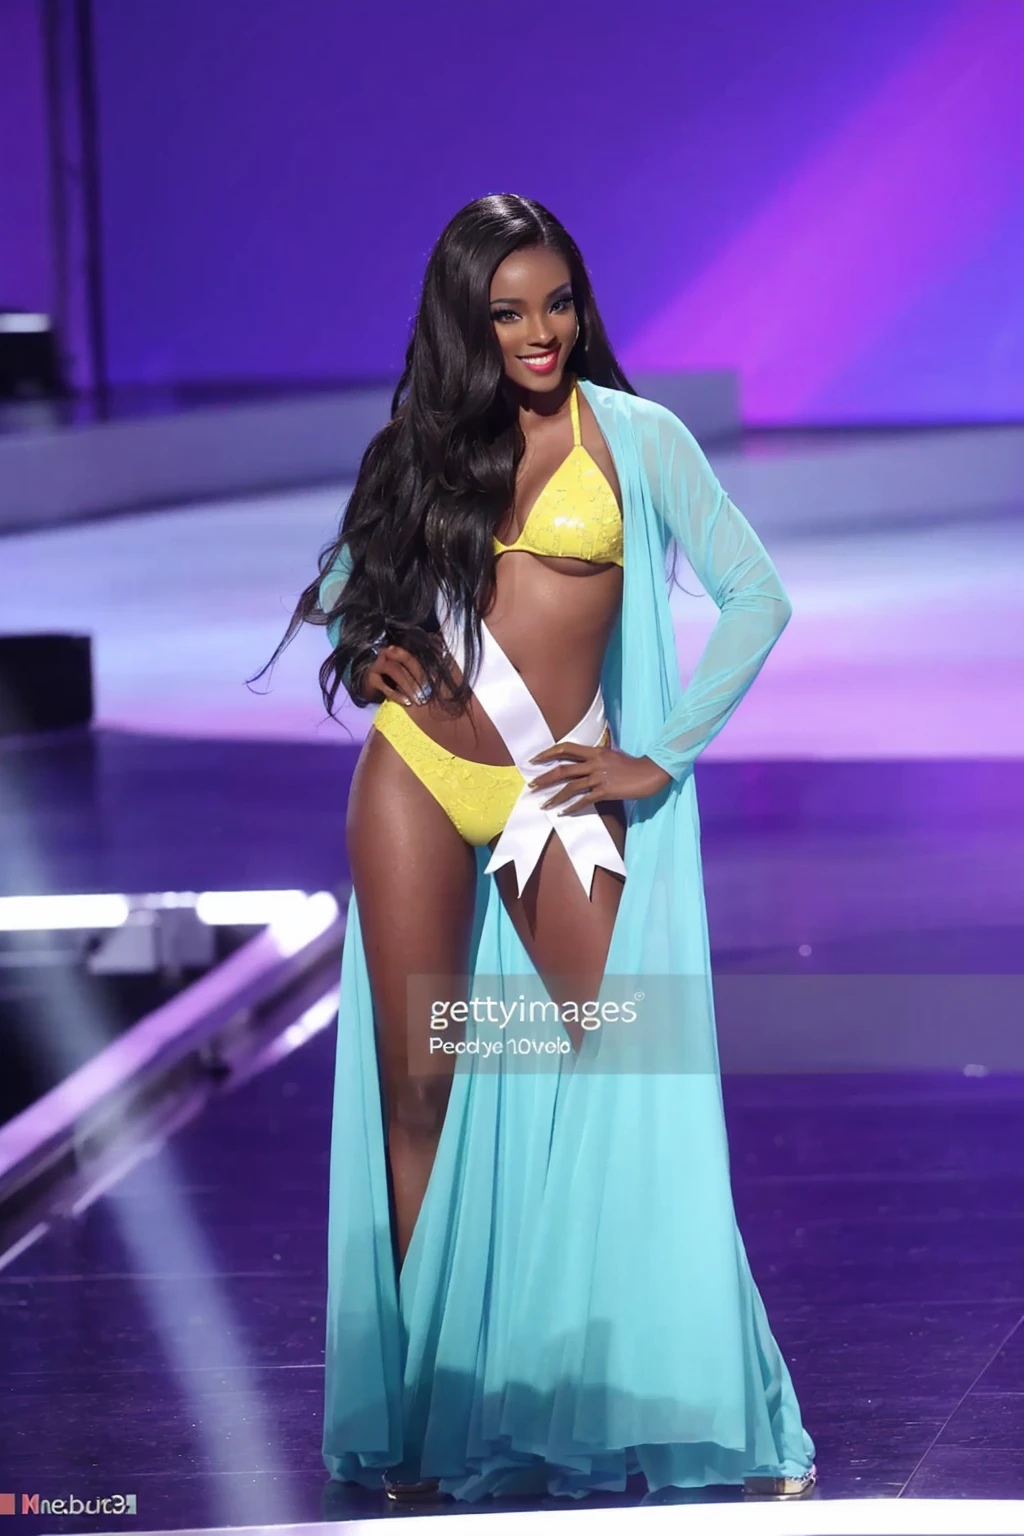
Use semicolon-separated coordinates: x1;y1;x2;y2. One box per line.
267;890;339;958
195;889;309;927
0;312;52;333
0;894;130;931
0;890;337;932
277;989;340;1055
0;1222;51;1275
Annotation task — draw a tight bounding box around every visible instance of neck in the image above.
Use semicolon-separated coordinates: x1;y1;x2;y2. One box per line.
504;371;575;427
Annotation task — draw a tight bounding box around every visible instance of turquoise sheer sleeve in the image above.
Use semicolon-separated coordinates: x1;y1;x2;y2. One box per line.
319;539;353;653
319;539;368;700
640;407;793;782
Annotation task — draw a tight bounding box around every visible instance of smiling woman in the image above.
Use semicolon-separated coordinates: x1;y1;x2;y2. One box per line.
261;193;814;1504
489;265;577;380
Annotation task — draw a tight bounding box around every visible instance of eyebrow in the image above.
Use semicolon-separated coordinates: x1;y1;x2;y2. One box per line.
489;281;573;305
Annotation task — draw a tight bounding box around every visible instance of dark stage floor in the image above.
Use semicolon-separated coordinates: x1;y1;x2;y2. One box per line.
3;1041;1023;1528
1;735;1023;1525
3;727;1022;903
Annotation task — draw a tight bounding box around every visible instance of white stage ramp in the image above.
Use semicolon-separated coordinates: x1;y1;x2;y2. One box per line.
0;430;1021;759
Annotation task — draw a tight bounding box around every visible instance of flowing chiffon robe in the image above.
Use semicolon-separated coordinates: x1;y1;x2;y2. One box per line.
317;379;815;1499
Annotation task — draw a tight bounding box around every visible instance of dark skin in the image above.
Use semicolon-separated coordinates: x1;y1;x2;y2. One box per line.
346;246;672;1280
357;248;671;804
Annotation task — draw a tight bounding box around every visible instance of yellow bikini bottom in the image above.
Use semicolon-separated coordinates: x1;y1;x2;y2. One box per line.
373;700;524;845
373;699;610;848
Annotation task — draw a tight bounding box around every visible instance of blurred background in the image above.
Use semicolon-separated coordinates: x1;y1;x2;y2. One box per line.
1;0;1023;1529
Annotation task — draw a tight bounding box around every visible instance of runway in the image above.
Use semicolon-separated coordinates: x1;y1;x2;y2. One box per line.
2;432;1023;1530
0;441;1021;757
4;980;1024;1527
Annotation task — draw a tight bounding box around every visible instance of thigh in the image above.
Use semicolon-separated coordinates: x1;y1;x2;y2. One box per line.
493;801;627;1048
347;727;478;1125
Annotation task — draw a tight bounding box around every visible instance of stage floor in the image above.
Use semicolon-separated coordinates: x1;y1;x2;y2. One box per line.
2;737;1023;1525
2;472;1022;1528
0;481;1022;756
4;1036;1024;1529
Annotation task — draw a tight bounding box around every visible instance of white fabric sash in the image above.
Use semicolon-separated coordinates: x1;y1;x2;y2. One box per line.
436;595;627;900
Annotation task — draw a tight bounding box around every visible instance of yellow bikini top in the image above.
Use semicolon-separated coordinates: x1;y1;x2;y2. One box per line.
493;381;623;567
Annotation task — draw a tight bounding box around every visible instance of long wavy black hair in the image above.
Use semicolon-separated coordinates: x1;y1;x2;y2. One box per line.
254;194;636;723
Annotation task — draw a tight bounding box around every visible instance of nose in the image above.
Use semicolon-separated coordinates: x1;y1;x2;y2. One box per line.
524;316;556;347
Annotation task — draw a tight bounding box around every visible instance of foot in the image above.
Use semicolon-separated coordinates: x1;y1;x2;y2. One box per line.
382;1473;444;1503
743;1463;817;1499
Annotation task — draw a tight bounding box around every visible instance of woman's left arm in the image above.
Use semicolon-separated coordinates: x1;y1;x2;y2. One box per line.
639;404;793;783
528;405;791;811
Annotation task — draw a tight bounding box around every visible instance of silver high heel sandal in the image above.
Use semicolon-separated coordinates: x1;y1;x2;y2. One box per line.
744;1463;817;1499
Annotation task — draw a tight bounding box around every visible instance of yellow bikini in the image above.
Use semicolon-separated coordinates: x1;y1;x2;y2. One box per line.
373;379;621;846
493;380;623;566
374;704;526;845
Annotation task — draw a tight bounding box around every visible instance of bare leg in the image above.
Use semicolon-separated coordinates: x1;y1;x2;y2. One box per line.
346;728;477;1279
492;801;627;1052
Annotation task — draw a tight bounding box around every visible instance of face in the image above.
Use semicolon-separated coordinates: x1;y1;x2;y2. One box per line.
489;245;577;393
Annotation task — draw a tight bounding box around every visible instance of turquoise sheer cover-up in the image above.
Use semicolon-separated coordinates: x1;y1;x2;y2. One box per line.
317;379;815;1499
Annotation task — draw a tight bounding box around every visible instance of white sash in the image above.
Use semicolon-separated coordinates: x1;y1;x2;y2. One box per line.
435;594;627;900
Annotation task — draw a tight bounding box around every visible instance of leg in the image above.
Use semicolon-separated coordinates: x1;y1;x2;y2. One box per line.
492;801;627;1053
346;727;477;1277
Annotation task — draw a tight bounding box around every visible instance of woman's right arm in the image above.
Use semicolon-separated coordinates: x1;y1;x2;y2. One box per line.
318;540;427;707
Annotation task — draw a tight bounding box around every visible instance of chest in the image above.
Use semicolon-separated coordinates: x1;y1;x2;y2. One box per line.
494;404;624;574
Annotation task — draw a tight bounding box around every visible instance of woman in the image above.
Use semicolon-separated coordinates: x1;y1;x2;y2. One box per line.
278;194;816;1504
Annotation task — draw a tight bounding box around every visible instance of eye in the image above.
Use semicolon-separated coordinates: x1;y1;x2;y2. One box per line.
490;307;519;324
551;296;574;313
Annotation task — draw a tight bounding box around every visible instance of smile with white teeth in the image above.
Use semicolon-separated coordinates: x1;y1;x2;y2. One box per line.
519;350;558;368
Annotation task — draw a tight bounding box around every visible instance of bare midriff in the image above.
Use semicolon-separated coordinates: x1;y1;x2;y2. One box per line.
390;397;623;767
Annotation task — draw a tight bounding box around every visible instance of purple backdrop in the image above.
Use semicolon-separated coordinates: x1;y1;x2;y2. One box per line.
0;0;51;311
7;0;1021;425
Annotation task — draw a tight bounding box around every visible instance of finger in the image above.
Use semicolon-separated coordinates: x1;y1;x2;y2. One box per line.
558;788;605;814
541;777;597;811
379;643;427;665
362;663;409;704
391;661;429;701
380;648;430;700
530;762;591;791
374;678;416;705
530;742;594;766
378;662;424;706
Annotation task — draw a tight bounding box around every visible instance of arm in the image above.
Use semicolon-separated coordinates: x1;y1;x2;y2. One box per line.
640;406;792;783
319;541;420;706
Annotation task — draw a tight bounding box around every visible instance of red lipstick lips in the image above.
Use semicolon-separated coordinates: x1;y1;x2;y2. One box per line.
518;347;560;376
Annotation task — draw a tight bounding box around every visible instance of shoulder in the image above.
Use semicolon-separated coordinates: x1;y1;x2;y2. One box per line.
582;379;723;509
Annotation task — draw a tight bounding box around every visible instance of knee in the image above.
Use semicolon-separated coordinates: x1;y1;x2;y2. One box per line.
388;1075;452;1142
